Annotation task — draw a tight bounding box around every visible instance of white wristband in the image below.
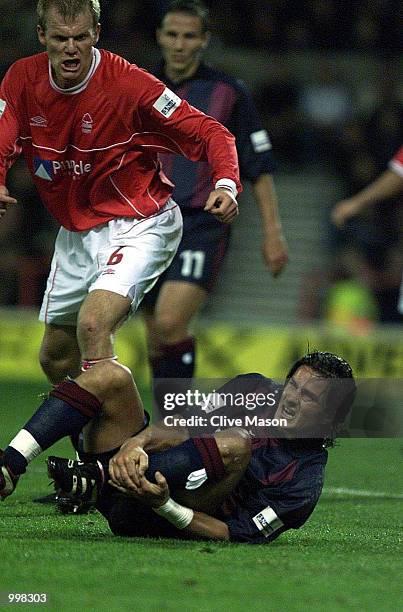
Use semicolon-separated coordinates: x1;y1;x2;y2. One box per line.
215;178;238;199
153;497;194;529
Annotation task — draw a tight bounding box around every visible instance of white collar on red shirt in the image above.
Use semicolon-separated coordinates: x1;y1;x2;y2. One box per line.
48;48;101;95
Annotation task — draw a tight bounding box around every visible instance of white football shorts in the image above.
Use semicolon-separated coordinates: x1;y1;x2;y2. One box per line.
39;199;182;325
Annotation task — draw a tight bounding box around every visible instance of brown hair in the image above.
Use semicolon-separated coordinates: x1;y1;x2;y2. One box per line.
286;351;356;446
161;0;210;33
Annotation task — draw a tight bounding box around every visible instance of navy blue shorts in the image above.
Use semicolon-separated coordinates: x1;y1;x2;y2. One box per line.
142;208;230;309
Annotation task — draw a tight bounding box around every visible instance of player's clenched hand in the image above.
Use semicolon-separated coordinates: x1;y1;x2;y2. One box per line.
0;185;17;219
262;231;289;277
109;471;170;508
204;189;238;223
109;439;149;490
331;198;363;227
137;471;170;507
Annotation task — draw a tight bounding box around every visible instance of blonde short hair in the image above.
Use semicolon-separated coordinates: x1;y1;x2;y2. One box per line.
37;0;101;31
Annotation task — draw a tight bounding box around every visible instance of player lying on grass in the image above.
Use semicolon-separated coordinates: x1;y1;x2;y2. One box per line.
1;351;356;543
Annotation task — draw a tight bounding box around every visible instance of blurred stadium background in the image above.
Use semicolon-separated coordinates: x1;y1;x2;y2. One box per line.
0;0;402;384
0;3;402;610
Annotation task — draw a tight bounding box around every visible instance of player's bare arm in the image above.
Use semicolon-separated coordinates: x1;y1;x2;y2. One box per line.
111;471;230;540
331;168;403;227
0;185;17;218
204;188;239;224
252;173;288;277
262;231;289;277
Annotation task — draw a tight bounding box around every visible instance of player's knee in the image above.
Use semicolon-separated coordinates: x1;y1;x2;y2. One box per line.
77;313;107;343
153;312;188;343
215;429;252;474
82;361;133;399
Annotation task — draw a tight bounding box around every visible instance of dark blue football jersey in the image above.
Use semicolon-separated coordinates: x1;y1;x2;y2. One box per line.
212;374;328;544
153;63;277;209
220;438;327;543
100;373;327;544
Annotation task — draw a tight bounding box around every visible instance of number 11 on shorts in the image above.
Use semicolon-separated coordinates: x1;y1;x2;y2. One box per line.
180;249;205;279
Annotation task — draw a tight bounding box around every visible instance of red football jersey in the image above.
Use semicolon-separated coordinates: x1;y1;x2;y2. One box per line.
389;146;403;177
0;49;241;231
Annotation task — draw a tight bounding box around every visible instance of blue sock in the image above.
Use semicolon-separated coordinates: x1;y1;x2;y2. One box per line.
150;337;195;379
4;381;101;476
80;441;205;488
150;338;196;411
2;447;28;475
145;438;205;487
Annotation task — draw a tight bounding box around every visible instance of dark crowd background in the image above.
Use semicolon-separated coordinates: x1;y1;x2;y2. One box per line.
0;0;402;326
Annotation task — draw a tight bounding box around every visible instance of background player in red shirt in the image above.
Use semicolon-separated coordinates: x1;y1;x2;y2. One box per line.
0;0;241;475
331;146;403;314
141;0;289;393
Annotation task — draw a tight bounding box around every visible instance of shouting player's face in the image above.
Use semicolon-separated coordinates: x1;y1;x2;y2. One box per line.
157;13;209;82
37;7;100;89
274;366;335;438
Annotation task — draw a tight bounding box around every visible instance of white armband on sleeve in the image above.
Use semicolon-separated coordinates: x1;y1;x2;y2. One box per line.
153;497;194;529
215;178;238;201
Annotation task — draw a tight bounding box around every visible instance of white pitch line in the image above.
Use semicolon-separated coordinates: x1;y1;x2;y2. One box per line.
324;486;403;499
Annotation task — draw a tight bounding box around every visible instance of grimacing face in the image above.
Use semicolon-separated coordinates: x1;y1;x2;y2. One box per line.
274;365;336;437
157;12;209;82
37;6;100;89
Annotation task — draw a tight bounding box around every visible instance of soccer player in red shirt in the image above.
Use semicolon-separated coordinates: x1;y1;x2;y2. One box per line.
0;0;240;477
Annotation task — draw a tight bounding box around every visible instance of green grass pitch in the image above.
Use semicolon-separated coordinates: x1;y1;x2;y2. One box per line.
0;381;402;611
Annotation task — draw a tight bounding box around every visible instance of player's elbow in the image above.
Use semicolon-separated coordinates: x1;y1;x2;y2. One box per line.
215;428;252;475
